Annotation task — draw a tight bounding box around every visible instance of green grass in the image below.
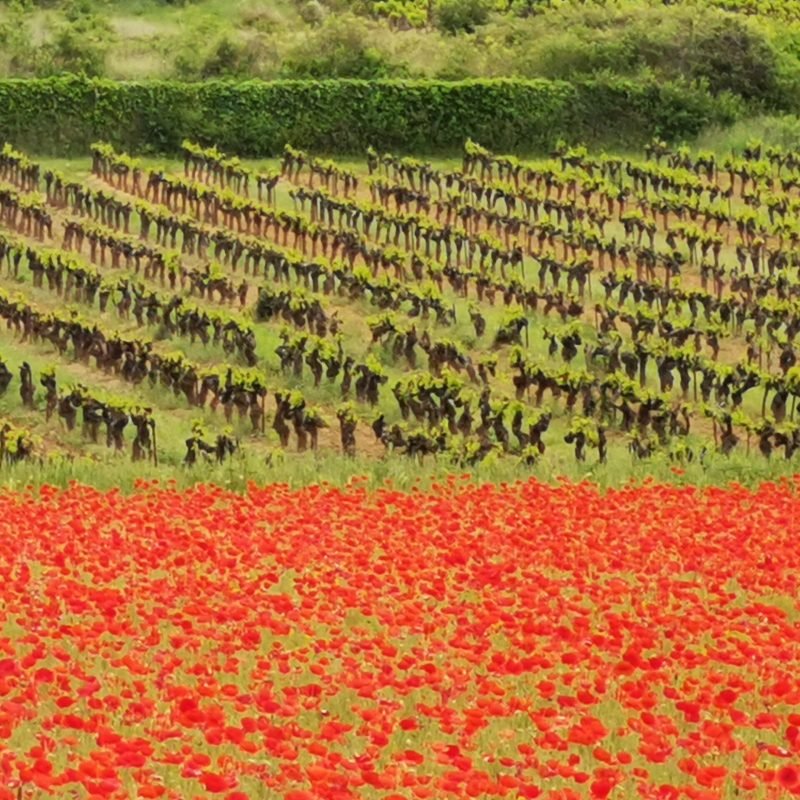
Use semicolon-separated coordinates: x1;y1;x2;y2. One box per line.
693;114;800;155
2;437;799;492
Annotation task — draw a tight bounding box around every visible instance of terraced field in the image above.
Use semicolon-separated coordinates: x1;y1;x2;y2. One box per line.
1;137;799;484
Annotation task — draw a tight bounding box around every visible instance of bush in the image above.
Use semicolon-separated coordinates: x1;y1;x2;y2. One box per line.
199;37;257;78
281;15;395;78
433;37;481;79
0;0;113;78
46;26;106;76
434;0;490;34
688;16;779;103
37;13;113;77
483;2;782;108
297;0;327;25
0;75;740;157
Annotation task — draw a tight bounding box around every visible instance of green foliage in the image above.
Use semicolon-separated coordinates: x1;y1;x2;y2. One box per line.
695;113;800;152
198;37;257;79
0;75;738;157
690;15;779;102
474;4;784;104
169;13;262;81
372;0;427;27
40;19;111;77
2;0;114;78
434;0;491;34
0;0;795;116
0;0;791;93
296;0;327;25
281;15;395;79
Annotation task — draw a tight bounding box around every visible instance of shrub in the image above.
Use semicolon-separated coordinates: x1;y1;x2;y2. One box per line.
483;2;781;109
434;0;490;34
281;15;395;78
688;16;779;103
298;0;327;25
199;36;257;78
38;15;113;77
0;76;738;157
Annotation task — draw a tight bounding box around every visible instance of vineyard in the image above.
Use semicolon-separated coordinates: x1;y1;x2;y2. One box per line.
4;135;800;483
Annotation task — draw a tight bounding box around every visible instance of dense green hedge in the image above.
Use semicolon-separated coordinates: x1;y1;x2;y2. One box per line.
0;76;742;156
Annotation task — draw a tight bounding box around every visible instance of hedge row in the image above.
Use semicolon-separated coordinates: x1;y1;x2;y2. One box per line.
0;76;742;156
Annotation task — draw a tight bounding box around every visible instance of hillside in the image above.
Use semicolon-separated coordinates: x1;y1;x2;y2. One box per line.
0;0;798;98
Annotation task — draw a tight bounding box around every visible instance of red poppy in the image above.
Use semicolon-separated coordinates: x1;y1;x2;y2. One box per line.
200;772;236;793
779;766;800;789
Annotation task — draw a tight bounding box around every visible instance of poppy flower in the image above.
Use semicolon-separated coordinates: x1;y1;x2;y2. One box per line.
779;766;800;789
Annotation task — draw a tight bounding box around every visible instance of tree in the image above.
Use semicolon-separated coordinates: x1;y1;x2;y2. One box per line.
689;16;778;102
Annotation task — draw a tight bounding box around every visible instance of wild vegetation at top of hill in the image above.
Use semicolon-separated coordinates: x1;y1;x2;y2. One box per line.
0;0;798;105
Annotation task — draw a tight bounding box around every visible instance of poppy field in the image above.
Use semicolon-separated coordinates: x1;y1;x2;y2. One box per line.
0;477;799;799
